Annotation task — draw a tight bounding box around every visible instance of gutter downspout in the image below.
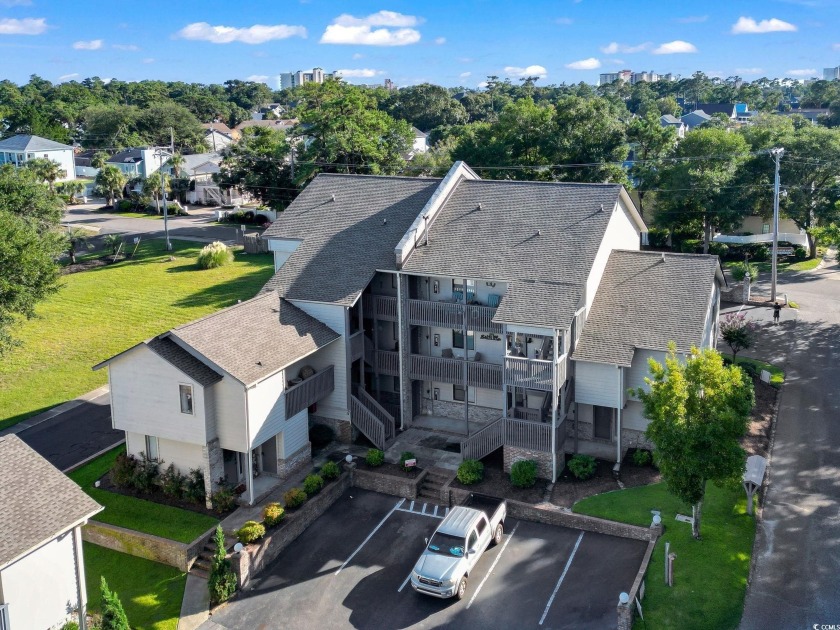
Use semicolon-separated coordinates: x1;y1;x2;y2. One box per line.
396;272;405;431
551;329;559;482
245;387;254;506
616;366;622;465
74;525;88;630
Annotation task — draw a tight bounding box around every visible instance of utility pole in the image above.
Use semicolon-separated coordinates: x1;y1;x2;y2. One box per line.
290;143;295;181
770;147;785;302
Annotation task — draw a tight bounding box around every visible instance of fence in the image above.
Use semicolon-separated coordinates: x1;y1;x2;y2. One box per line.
285;366;334;418
350;395;386;450
461;418;504;460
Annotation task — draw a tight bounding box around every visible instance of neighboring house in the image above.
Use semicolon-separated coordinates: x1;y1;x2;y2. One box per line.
107;147;161;179
660;114;686;138
695;103;737;120
777;108;830;125
74;148;107;178
681;110;713;130
714;215;808;247
98;161;721;494
0;435;102;630
201;123;239;152
161;152;230;205
0;134;76;181
411;127;429;155
234;118;298;134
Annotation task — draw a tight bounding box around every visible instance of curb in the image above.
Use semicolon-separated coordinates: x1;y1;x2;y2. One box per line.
0;385;110;437
62;439;125;474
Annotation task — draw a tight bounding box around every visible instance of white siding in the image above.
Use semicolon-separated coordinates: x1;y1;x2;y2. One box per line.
109;345;208;446
625;349;667;400
584;199;641;313
575;361;621;407
267;238;302;271
288;301;349;421
429;383;503;408
213;375;248;452
0;530;80;630
701;283;720;349
247;370;286;448
124;433;206;474
622;400;648;432
280;409;309;457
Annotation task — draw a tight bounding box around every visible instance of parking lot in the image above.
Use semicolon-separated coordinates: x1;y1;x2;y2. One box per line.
203;489;647;630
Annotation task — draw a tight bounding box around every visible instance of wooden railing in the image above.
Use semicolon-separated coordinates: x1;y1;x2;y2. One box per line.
505;417;553;452
504;357;554;391
556;352;569;386
461;417;504;460
508;406;543;422
375;350;399;376
350;394;386;450
349;331;364;362
405;299;503;334
363;295;398;321
356;387;396;440
467;360;503;390
285;365;334;418
409;354;503;390
466;304;504;334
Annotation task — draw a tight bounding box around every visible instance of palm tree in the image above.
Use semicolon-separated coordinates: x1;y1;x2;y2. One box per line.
167;153;185;178
143;171;171;214
24;157;67;192
59;181;86;203
95;165;127;207
91;151;110;169
65;227;93;264
103;233;124;257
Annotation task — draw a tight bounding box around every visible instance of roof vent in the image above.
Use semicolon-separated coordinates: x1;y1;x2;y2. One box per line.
478;203;482;210
661;252;666;263
600;203;605;212
537;229;542;236
383;218;387;225
331;194;336;202
256;360;262;366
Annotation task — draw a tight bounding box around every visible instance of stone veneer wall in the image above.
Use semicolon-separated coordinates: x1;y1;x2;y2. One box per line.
82;521;217;572
427;400;500;425
503;445;564;480
310;414;352;444
203;438;224;509
352;467;426;499
621;428;654;451
567;419;595;441
277;442;312;479
617;539;657;630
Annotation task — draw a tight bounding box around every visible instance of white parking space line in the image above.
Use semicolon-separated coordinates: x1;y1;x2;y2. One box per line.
335;498;405;575
466;521;520;609
422;503;427;514
398;571;413;593
396;508;443;519
539;531;585;625
433;505;439;517
409;500;415;511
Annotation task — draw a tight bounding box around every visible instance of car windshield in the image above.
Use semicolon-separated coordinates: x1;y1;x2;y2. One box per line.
427;532;465;557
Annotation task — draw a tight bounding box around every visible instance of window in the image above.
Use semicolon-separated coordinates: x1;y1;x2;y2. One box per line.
453;385;476;403
453;330;475;350
467;531;478;551
593;405;614;440
476;518;487;538
762;223;770;234
452;278;476;302
179;384;194;414
145;435;159;461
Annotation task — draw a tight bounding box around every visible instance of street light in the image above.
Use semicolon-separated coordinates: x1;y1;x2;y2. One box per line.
154;148;173;251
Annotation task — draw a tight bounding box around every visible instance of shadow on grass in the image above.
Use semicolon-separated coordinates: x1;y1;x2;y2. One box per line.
0;406;53;432
171;267;275;309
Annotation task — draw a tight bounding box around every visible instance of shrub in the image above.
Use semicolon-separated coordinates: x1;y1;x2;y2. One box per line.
116;199;133;212
243;210;255;223
262;502;286;527
568;454;597;480
210;487;236;514
729;261;759;282
303;473;324;496
365;448;385;467
100;577;130;630
184;468;206;504
647;228;669;249
510;459;538;488
131;453;161;493
320;460;341;481
309;423;334;449
208;525;236;605
255;213;270;226
60;622;80;630
793;245;807;260
632;449;652;467
750;244;770;262
283;487;307;508
737;361;760;379
197;241;234;269
226;210;245;223
110;452;139;489
399;451;417;472
709;242;729;258
236;520;265;544
160;464;185;498
457;459;484;485
679;239;701;254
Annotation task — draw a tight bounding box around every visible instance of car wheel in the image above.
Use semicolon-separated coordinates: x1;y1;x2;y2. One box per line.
456;577;468;600
493;523;504;545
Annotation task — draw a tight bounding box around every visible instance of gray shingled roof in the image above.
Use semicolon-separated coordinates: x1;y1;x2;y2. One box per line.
660;114;682;125
262;174;441;305
402;179;623;329
0;435;102;569
171;292;340;385
0;134;73;152
573;250;719;366
145;336;223;386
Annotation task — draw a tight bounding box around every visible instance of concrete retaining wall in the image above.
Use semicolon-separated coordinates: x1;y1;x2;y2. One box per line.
352;467;426;499
617;539;658;630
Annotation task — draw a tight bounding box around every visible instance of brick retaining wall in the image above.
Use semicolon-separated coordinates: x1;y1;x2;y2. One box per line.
351;466;426;499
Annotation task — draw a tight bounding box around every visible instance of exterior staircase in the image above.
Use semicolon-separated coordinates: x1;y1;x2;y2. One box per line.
189;532;238;579
418;468;452;504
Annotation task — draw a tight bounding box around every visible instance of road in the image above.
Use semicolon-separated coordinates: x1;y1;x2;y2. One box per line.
741;254;840;629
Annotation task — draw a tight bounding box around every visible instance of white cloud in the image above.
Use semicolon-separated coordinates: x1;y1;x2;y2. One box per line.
565;57;601;70
458;56;474;63
335;68;384;78
786;68;817;76
731;17;797;34
246;74;270;82
675;15;708;23
555;17;573;25
73;39;103;50
434;36;446;45
459;71;471;79
736;67;763;74
833;43;840;50
352;52;364;59
653;40;698;54
177;22;307;44
142;57;155;64
58;73;79;81
600;41;650;54
477;80;489;88
504;64;548;78
0;17;47;35
112;44;140;51
320;11;423;46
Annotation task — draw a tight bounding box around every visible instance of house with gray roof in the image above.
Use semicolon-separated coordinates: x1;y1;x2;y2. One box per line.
97;161;722;488
107;147;162;179
0;134;76;182
0;435;102;630
659;114;686;138
681;110;713;130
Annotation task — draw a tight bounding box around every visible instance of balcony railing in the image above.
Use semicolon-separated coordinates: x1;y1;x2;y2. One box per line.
504;356;555;391
285;365;334;418
504;417;559;452
363;335;374;366
468;360;504;390
349;331;364;362
375;350;399;376
363;295;398;321
466;304;504;334
461;417;504;460
405;299;503;334
350;394;387;450
508;406;543;422
409;354;503;390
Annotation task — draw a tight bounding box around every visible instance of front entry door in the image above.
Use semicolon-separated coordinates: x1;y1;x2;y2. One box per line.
593;405;614;440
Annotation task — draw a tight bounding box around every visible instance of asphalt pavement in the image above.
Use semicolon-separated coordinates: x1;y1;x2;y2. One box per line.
741;253;840;628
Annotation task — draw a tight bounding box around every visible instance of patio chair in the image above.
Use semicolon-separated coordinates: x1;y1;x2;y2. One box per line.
472;352;483;362
441;348;454;359
488;293;501;308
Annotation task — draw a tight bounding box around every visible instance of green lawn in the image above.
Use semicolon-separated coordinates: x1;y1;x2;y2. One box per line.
723;257;821;275
722;354;785;388
84;542;185;630
574;483;755;630
0;239;274;429
69;445;218;543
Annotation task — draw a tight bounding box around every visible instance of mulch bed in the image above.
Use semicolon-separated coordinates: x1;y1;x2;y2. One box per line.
97;471;230;518
743;377;778;459
356;461;422;478
550;458;661;509
450;456;549;505
61;257;111;275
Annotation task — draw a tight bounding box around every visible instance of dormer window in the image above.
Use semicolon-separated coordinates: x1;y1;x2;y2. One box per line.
179;384;194;414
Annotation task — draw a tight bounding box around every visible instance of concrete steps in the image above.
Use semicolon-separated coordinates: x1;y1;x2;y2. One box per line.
189;534;237;578
418;470;451;503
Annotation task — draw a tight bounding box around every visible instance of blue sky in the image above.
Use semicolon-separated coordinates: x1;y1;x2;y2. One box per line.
1;0;839;88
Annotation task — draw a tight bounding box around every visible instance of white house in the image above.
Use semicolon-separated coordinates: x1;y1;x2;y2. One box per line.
106;148;161;179
0;435;102;630
659;114;686;139
97;161;722;489
0;134;76;181
411;127;429;155
201;123;239;152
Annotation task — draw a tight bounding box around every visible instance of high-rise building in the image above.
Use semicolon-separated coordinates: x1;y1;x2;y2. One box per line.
599;69;675;86
823;66;840;81
279;67;336;89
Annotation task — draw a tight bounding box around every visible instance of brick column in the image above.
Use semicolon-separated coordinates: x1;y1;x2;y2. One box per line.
202;437;224;509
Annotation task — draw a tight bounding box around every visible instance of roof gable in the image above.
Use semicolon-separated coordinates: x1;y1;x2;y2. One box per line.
0;134;73;152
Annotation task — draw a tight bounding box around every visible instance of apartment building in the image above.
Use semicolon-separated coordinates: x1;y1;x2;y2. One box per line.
279;67;335;89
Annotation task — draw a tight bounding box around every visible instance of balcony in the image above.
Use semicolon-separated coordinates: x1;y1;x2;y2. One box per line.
409;354;503;390
375;350;399;376
504;356;555;391
406;299;503;334
363;295;398;321
285;365;335;418
504;417;566;453
348;331;364;362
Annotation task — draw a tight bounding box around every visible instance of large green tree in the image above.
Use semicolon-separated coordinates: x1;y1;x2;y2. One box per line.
384;83;469;132
636;345;755;539
94;165;127;207
626;112;677;218
23;157;66;192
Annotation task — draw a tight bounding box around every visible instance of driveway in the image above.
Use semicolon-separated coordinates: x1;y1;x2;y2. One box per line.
202;489;648;630
741;255;840;628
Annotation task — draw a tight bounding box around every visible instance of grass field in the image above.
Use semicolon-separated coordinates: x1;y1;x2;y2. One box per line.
69;444;218;542
84;543;185;630
722;354;786;388
574;482;755;630
0;239;274;429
